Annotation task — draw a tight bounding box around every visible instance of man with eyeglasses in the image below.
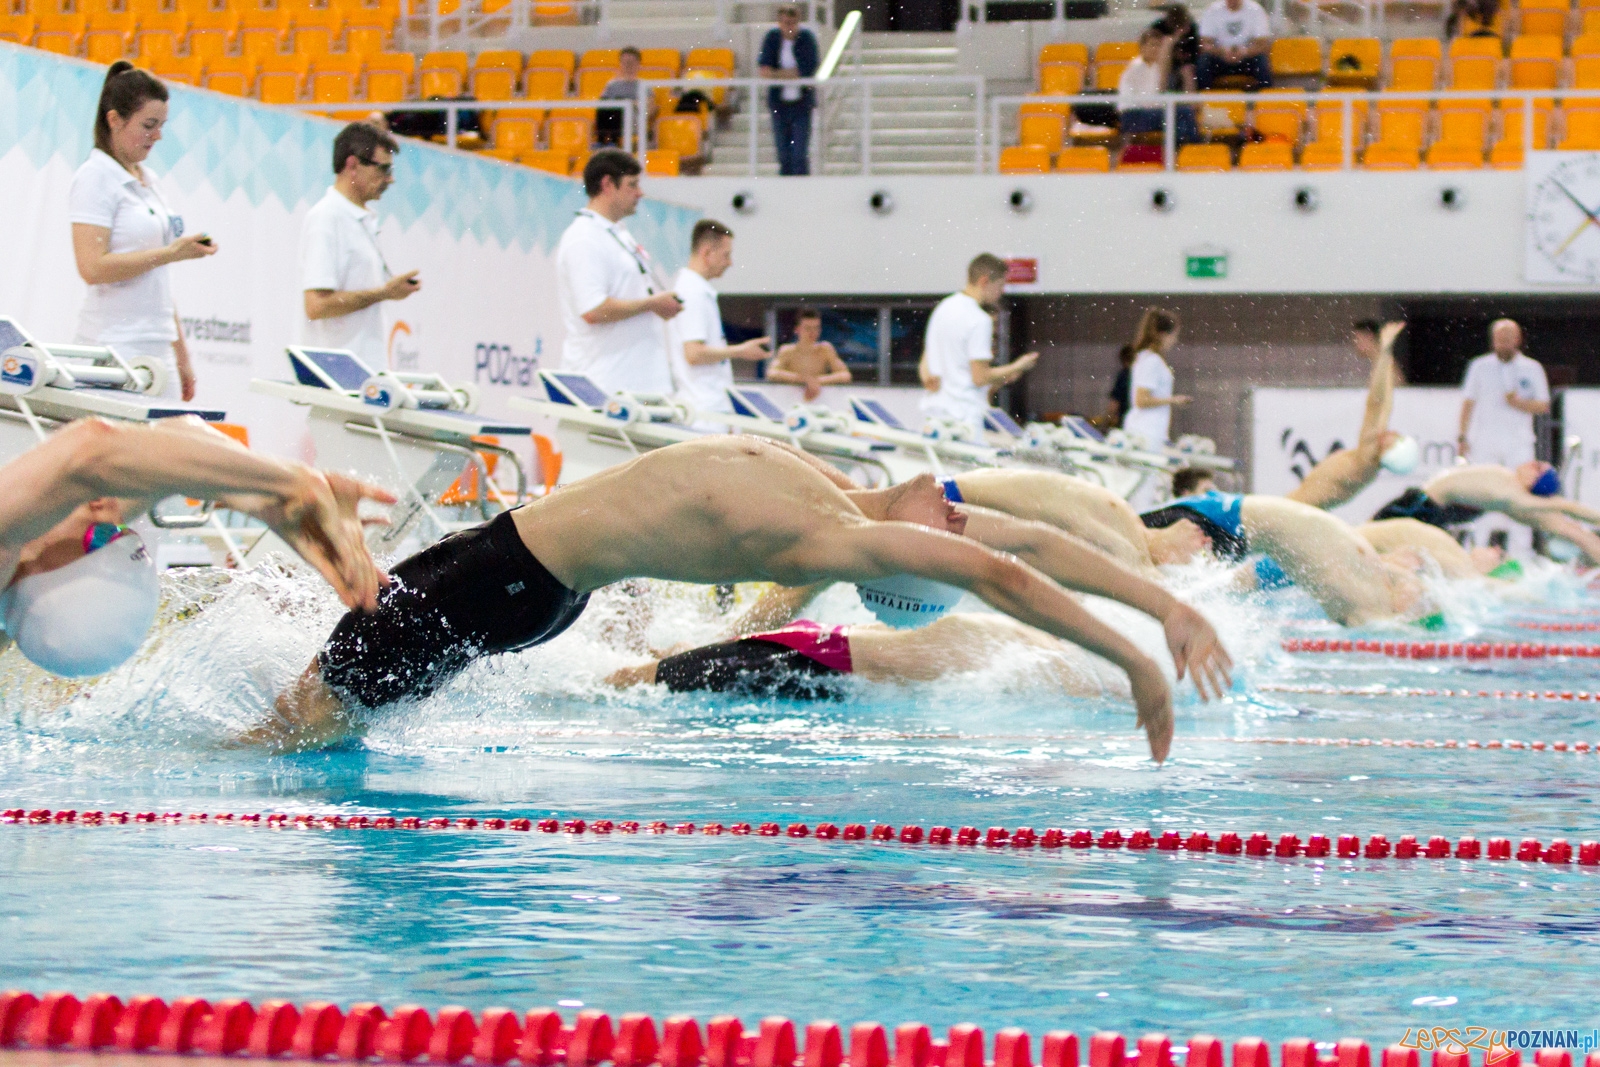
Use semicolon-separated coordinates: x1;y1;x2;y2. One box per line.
300;122;421;368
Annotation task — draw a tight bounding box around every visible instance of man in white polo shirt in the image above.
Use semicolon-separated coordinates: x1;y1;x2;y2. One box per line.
670;219;770;418
1458;318;1550;467
300;122;421;367
555;149;682;396
1196;0;1273;89
918;253;1038;435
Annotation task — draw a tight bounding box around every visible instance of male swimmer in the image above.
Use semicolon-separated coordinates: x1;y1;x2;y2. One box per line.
1286;321;1419;511
259;436;1222;761
1370;461;1600;565
0;417;391;677
606;614;1124;701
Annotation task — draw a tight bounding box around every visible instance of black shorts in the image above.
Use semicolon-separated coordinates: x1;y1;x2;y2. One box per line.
1372;487;1483;529
319;510;589;708
655;638;845;701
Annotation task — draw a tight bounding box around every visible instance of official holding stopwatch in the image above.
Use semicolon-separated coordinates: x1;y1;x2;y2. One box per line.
70;62;215;402
555;149;682;397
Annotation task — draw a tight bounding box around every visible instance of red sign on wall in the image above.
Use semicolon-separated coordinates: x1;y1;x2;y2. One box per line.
1006;258;1038;284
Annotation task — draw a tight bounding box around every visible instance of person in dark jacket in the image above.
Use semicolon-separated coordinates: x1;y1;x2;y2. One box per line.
758;5;820;176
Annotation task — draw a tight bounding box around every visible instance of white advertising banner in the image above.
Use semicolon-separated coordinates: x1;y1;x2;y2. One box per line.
1556;388;1600;511
0;43;698;461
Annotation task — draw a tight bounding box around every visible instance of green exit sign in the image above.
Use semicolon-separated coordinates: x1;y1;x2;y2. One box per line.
1186;253;1228;279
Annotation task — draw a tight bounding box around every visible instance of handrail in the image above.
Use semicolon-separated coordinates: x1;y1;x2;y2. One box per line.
815;8;860;81
400;0;830;51
989;86;1595;172
283;99;634;154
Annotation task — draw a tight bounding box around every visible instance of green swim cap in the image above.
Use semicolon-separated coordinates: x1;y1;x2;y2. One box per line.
1411;612;1447;632
1487;559;1524;580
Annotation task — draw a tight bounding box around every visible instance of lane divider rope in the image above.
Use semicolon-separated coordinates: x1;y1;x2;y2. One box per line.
1281;639;1600;660
1259;681;1600;714
0;989;1594;1067
5;808;1597;867
1516;621;1600;632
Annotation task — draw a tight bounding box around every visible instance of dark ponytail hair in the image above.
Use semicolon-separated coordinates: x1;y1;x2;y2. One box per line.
94;61;168;157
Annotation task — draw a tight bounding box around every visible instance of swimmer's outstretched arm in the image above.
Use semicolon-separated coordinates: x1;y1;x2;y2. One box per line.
960;506;1232;700
0;417;395;610
788;521;1174;762
1287;323;1402;510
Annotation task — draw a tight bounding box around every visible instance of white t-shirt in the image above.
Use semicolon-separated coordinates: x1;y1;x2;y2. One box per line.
1123;348;1175;445
1462;352;1549;459
919;291;993;433
68;149;179;344
1198;0;1270;50
1118;56;1164;109
779;37;801;102
300;186;389;367
670;266;733;415
555;209;673;396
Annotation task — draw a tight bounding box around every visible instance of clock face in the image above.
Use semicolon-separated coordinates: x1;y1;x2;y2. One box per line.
1527;153;1600;284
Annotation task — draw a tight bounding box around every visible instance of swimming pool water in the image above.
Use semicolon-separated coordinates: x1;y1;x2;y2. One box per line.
2;566;1598;1043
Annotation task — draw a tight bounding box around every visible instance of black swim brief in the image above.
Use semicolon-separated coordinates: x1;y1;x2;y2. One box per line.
319;509;590;708
655;638;845;701
1372;487;1483;529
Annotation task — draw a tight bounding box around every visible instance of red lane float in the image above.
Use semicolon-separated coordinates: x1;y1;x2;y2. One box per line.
7;993;1599;1067
3;808;1596;869
1280;638;1600;660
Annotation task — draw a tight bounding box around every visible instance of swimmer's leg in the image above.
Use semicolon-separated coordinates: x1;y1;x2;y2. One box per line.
1241;496;1423;626
238;662;362;751
1358;518;1480;579
1288;324;1399;511
605;661;659;687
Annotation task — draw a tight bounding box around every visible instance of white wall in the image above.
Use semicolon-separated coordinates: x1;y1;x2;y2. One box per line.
654;170;1555;296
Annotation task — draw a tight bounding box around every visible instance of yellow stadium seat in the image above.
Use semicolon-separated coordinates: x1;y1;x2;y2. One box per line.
1448;54;1500;92
684;67;728;107
1177;143;1232;170
1020;95;1070;121
1391;37;1442;60
0;11;36;45
1426;142;1485;167
640;47;680;75
1573;32;1600;58
1093;61;1127;91
525;49;576;76
1508;35;1562;90
1582;12;1600;38
1559;106;1600;148
998;145;1051;173
257;53;308;103
1270;36;1322;78
1374;105;1427;147
1018;112;1066;151
363;51;414;103
1054;144;1110;171
419;50;468;97
523;149;572;175
492;115;539;154
1389;55;1439;91
1492;102;1552;160
203;54;255;96
134;11;186;63
1094;40;1138;64
1516;0;1570;37
575;66;615;98
237;7;288;60
524;67;569;104
1326;37;1381;87
150;53;204;86
1447;35;1502;58
185;7;235;61
685;47;732;73
343;15;390;55
481;145;522;165
644;149;680;175
546;114;592;154
655;114;701;156
472;49;523;99
1200;93;1246;135
1574;54;1600;86
1039;41;1088;66
532;1;579;25
1364;142;1421;168
1253;107;1305;143
1300;139;1349;169
84;10;134;63
1239;140;1294;169
309;52;360;105
1437;106;1489;146
580;47;619;68
1313;97;1370;140
32;11;86;54
291;8;340;57
1039;61;1084;95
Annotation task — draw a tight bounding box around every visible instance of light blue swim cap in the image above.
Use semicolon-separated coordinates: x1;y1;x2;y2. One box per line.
1531;468;1561;497
1379;435;1420;475
855;574;965;629
0;530;159;677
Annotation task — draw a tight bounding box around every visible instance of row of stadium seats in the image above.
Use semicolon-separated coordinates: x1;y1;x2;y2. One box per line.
483;112;704;162
1453;0;1600;39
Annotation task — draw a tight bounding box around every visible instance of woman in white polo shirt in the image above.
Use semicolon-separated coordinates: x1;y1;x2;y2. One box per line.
69;61;216;401
1122;306;1190;447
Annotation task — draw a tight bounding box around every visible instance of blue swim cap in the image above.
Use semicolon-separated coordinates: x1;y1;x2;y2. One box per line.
0;530;159;677
939;477;963;504
1531;468;1561;497
855;574;965;629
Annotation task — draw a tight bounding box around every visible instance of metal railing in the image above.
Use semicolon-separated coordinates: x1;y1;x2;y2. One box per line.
288;98;635;153
399;0;832;53
634;73;985;174
989;86;1589;172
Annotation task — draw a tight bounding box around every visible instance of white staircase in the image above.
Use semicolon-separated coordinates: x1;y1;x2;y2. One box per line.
599;0;724;29
702;32;983;176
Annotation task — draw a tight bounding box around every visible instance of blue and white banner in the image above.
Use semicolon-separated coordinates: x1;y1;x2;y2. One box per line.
0;43;699;460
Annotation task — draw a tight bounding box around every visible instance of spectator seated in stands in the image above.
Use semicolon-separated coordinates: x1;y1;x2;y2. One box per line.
1118;28;1197;144
597;46;657;147
1156;3;1200;91
1196;0;1273;90
1446;0;1500;37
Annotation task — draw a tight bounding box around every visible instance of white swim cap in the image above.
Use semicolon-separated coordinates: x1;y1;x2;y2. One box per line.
1380;435;1421;475
0;531;159;677
855;574;965;629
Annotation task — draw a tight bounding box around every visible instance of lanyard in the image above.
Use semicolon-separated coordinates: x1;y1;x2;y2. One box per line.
581;210;660;294
360;213;392;277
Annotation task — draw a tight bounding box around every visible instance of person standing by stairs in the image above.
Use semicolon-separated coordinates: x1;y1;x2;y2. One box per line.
758;6;820;175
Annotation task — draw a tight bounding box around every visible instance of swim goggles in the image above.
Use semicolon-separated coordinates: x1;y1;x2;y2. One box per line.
83;522;132;554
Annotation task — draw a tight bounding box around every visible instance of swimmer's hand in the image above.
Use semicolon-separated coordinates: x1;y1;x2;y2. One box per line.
1163;601;1232;701
1128;661;1173;764
236;469;397;611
